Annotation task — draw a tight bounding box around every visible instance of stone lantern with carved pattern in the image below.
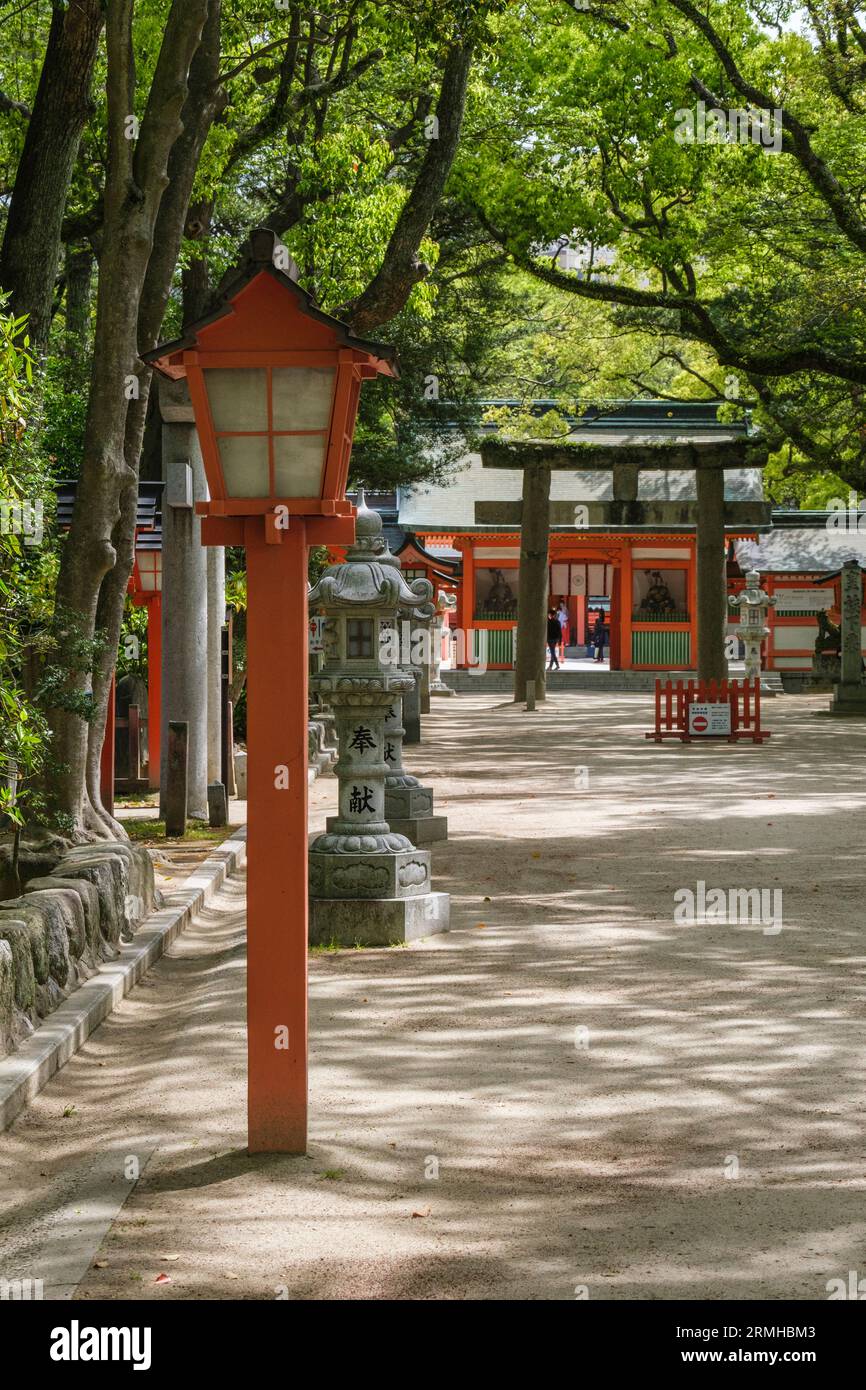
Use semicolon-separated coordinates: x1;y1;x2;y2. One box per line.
307;496;450;943
729;568;773;683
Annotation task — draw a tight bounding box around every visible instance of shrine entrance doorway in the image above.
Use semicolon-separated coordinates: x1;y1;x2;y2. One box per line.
549;557;619;668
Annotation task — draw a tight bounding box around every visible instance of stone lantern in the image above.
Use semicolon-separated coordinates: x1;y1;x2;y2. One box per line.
430;589;457;695
374;532;447;843
307;499;449;944
729;569;773;686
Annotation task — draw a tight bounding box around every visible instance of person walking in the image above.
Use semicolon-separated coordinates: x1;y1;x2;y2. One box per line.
546;608;562;671
556;599;570;663
592;610;606;663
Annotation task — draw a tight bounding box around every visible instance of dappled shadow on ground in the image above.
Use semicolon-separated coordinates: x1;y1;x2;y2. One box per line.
3;692;865;1300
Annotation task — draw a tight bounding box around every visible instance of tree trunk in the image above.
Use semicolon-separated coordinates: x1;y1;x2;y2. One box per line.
182;197;214;327
0;0;103;355
344;40;475;334
64;245;94;359
49;0;212;838
81;0;224;838
695;466;728;683
513;464;552;703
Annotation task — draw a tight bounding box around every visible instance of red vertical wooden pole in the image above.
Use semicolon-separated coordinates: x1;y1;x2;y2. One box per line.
609;567;622;670
245;520;309;1153
100;673;116;816
147;595;162;790
620;545;633;670
740;680;747;734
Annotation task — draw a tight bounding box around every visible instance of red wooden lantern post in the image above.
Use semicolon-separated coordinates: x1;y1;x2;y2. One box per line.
130;540;162;790
146;229;398;1152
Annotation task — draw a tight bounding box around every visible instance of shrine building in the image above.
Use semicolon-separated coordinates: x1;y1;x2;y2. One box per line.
367;401;866;677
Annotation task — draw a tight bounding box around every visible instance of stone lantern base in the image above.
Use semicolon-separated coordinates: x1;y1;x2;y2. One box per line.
310;845;431;899
309;842;450;945
430;682;455;697
309;891;450;947
829;681;866;715
380;785;448;844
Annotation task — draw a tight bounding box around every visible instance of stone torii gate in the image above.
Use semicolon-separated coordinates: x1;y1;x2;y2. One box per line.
479;431;770;699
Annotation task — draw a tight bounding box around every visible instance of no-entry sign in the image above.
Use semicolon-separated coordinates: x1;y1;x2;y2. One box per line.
688;702;731;736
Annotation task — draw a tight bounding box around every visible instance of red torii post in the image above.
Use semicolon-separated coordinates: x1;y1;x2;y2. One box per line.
129;535;163;789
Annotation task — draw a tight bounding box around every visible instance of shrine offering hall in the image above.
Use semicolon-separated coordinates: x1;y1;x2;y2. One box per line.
376;402;866;676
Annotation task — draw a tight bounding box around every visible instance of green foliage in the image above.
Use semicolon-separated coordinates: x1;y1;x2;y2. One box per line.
457;0;866;490
38;356;89;482
35;606;105;723
122;818;220;843
117;601;149;682
0;303;60;845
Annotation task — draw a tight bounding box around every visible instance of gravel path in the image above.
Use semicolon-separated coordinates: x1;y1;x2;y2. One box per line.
1;691;864;1300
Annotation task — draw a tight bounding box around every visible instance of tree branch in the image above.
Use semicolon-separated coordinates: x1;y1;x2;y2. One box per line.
668;0;866;254
340;39;475;333
474;206;866;385
0;88;30;118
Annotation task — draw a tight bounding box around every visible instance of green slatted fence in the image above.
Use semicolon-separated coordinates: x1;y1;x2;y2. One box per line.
632;629;691;667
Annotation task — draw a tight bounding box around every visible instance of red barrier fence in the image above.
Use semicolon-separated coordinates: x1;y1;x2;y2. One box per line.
646;677;770;744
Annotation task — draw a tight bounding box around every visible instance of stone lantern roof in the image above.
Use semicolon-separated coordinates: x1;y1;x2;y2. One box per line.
308;492;431;612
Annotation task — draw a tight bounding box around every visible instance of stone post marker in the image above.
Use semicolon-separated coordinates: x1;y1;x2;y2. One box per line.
165;721;188;838
308;499;449;945
729;569;774;689
159;377;209;820
830;559;866;714
430;589;457;695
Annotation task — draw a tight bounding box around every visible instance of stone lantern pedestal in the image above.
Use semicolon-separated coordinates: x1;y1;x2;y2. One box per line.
382;696;448;844
307;499;449;945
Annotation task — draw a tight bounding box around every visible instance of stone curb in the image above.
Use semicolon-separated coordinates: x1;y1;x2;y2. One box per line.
0;826;248;1132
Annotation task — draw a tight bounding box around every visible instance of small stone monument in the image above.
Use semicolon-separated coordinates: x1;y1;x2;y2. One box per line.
307;498;449;945
811;610;842;687
430;589;457;695
729;569;775;693
830;558;866;714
